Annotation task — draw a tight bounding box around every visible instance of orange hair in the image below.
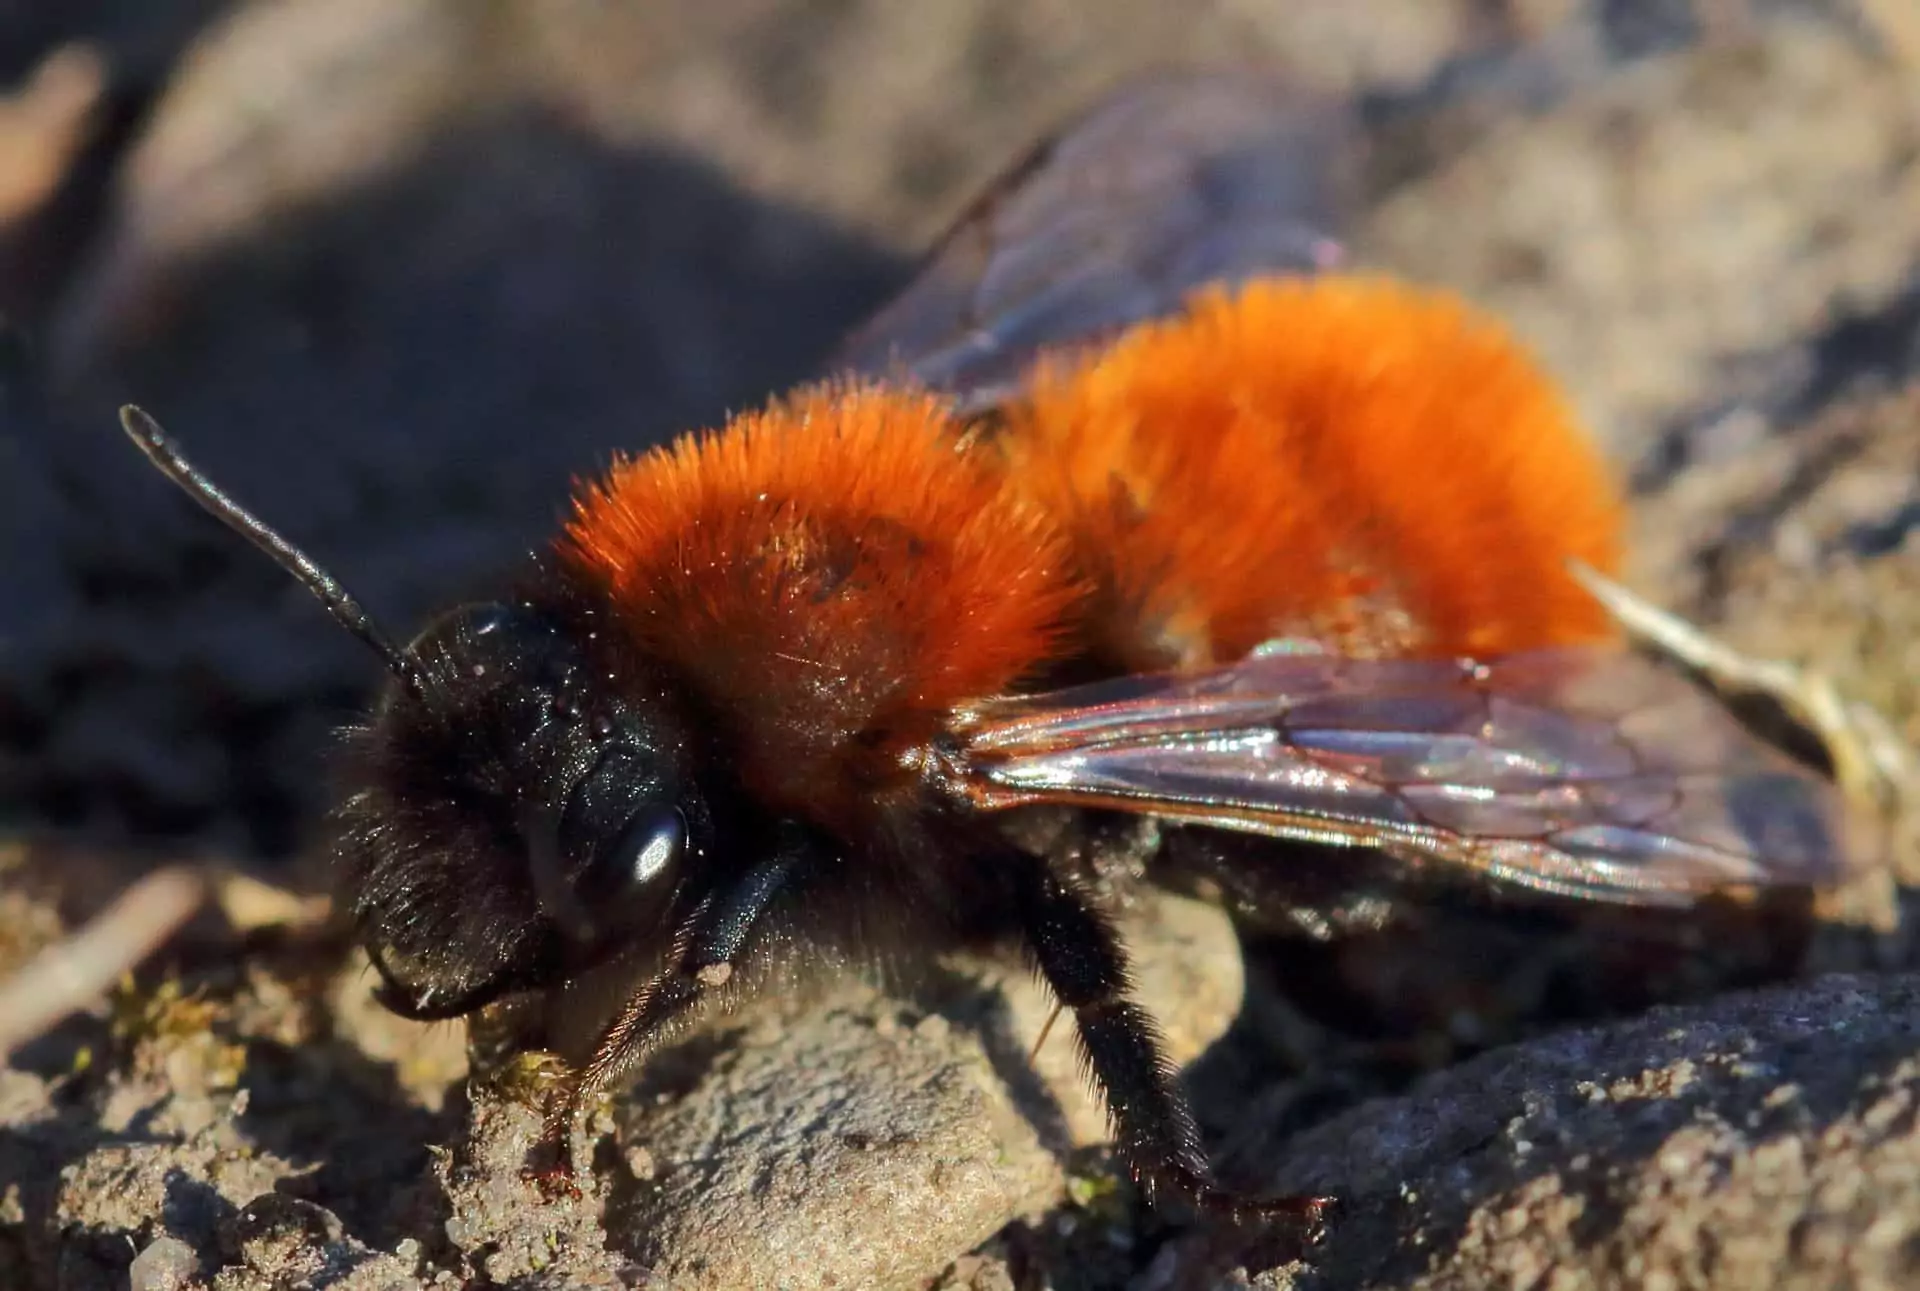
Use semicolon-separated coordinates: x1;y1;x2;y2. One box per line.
560;383;1080;828
1003;274;1624;670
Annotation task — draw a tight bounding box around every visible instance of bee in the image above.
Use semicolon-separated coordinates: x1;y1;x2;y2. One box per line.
116;70;1857;1224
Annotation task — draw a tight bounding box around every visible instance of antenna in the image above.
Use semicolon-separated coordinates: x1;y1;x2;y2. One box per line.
118;404;428;700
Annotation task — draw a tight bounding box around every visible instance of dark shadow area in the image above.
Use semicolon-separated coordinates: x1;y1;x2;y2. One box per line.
159;1166;236;1262
1174;875;1823;1171
4;100;907;858
0;2;234;86
0;7;244;352
1169;828;1823;1054
1792;272;1920;419
1627;267;1920;496
231;1031;456;1252
910;959;1077;1161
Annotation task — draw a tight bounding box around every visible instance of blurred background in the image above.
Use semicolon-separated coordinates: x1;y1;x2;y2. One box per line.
0;0;1916;878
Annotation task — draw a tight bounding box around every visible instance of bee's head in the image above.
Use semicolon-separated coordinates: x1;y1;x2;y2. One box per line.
338;597;714;1019
116;407;711;1021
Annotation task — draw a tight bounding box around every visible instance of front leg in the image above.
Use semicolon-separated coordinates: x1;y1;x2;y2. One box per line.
1013;853;1331;1225
524;828;812;1195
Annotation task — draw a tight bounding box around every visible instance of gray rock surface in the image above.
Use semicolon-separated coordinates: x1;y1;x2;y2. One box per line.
1258;973;1920;1291
598;892;1243;1289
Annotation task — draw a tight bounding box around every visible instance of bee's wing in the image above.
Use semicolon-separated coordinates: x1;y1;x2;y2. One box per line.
830;70;1355;414
957;647;1857;906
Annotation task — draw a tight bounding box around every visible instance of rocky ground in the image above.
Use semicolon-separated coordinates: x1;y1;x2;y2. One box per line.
4;2;1920;1288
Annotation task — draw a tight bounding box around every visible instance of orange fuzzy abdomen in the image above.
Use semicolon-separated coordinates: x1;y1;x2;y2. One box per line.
1001;275;1625;671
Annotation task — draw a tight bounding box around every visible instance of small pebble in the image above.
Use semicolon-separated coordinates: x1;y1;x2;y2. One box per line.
129;1235;201;1291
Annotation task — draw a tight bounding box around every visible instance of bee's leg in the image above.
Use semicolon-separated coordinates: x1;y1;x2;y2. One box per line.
1570;562;1915;812
1011;854;1331;1227
522;833;811;1199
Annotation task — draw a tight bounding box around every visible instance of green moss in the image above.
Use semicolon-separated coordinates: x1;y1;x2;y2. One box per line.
474;1049;570;1109
1064;1164;1127;1223
107;976;248;1089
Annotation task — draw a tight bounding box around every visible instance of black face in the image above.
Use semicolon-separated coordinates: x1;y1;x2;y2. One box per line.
335;597;712;1020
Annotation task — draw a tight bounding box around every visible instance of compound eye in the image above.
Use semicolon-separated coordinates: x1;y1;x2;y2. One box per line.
573;804;687;927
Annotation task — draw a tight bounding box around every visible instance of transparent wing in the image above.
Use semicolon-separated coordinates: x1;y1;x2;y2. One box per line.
955;646;1858;906
830;70;1355;414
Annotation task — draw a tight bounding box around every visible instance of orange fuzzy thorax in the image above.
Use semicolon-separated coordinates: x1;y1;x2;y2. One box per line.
1001;274;1625;670
559;383;1080;827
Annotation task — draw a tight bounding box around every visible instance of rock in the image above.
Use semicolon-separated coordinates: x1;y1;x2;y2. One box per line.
614;993;1064;1289
127;1236;200;1291
49;1124;298;1291
434;1085;649;1289
1227;973;1920;1290
213;1194;418;1291
441;891;1242;1291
